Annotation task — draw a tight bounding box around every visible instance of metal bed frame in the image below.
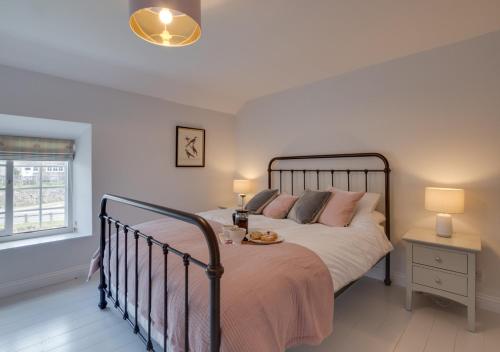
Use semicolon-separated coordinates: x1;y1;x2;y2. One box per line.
267;153;392;294
97;195;223;352
97;153;391;352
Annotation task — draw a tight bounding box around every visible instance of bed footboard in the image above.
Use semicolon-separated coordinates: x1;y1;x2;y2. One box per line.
97;194;223;352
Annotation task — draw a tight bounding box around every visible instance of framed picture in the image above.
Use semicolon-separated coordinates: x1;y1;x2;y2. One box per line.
176;126;206;167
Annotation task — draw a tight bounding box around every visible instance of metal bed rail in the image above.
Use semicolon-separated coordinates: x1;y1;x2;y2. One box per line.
98;194;223;352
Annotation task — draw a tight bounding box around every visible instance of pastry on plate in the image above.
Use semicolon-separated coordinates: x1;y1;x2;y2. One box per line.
249;231;263;240
260;231;278;242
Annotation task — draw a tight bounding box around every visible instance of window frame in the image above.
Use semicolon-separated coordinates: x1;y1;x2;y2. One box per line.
0;160;74;242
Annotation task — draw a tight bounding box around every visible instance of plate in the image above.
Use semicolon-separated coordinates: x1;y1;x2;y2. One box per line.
246;230;284;245
247;236;284;245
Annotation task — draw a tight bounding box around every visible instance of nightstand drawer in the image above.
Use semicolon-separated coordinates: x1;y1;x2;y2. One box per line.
413;265;468;296
413;244;467;273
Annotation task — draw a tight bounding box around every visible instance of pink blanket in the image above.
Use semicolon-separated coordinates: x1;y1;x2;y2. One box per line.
89;218;333;351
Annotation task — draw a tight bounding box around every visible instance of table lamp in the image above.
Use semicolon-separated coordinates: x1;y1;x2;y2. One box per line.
425;187;464;237
233;179;251;209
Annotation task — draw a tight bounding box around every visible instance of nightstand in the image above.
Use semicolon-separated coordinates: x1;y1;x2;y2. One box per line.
403;228;481;332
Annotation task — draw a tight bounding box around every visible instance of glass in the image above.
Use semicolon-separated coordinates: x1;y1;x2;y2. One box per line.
14;188;40;210
42;162;67;187
13;210;40;233
41;208;66;230
14;161;40;188
232;209;249;235
6;160;69;234
0;163;5;188
0;162;5;231
0;190;5;213
42;187;65;209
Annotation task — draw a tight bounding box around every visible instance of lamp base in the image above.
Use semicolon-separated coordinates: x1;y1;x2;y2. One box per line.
238;194;246;209
435;213;453;237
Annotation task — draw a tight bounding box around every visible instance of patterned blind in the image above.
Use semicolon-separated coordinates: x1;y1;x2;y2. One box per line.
0;135;75;160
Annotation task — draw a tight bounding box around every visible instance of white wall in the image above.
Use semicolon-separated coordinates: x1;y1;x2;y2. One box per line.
236;31;500;298
0;65;235;290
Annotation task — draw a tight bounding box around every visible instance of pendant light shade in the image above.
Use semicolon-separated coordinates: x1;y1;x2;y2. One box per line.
129;0;201;47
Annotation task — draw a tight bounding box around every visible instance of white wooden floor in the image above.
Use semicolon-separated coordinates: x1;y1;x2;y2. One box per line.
1;277;499;352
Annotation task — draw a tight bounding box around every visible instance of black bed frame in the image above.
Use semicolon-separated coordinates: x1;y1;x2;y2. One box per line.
97;153;391;351
267;153;392;296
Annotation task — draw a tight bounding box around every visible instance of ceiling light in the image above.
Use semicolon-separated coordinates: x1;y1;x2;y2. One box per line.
159;8;173;25
129;0;201;47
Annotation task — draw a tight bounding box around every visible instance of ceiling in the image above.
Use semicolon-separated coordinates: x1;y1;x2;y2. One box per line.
0;0;499;114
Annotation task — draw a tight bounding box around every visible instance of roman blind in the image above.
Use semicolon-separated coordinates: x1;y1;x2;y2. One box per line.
0;135;75;160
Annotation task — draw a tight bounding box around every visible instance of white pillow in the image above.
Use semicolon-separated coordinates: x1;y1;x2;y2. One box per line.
350;209;385;229
371;211;386;225
355;192;381;214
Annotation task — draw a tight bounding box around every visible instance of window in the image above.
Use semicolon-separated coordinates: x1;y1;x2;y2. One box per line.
0;135;75;241
0;160;72;239
0;161;5;232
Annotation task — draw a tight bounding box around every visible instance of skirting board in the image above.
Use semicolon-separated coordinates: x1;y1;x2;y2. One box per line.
365;265;500;314
0;264;88;299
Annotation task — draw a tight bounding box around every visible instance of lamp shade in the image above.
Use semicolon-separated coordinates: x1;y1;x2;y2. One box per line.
129;0;201;47
425;187;464;214
233;180;251;194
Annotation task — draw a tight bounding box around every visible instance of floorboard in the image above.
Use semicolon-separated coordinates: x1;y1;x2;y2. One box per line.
0;277;499;351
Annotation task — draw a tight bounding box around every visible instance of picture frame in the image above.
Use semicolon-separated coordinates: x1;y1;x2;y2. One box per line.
176;126;206;167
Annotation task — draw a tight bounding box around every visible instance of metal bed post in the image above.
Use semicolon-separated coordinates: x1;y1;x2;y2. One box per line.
384;164;392;286
98;203;108;310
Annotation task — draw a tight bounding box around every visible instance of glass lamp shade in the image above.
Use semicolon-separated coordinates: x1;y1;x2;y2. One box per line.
129;0;201;47
425;187;465;214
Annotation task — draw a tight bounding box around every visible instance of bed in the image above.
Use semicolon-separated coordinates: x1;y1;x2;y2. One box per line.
92;153;393;352
200;207;392;293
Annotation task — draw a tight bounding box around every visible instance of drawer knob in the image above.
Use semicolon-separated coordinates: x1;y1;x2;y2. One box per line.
435;256;442;263
435;277;442;284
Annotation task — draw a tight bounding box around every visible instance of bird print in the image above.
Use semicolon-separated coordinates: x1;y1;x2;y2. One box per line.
184;135;199;158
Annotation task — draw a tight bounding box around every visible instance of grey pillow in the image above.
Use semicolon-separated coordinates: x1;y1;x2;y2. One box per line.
245;189;279;214
287;190;331;224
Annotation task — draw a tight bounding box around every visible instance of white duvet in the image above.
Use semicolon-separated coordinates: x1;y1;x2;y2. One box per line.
198;208;394;292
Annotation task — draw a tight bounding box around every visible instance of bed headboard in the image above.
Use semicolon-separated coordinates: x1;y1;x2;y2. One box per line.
267;153;391;241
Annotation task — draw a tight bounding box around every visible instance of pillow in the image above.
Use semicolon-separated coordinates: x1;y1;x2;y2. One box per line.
287;190;331;224
245;189;279;214
318;189;365;227
371;211;386;225
262;194;299;219
355;192;381;214
350;209;386;229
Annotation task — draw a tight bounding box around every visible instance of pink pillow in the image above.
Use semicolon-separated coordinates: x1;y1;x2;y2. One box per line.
318;188;365;227
263;194;299;219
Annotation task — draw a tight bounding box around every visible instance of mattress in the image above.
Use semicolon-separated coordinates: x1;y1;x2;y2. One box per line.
199;208;394;292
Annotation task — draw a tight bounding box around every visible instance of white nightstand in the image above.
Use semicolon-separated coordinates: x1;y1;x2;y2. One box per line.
403;228;481;332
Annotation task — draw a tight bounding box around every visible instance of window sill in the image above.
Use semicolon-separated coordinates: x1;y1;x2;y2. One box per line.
0;232;92;251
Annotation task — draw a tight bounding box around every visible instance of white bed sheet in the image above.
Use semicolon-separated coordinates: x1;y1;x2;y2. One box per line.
198;208;394;292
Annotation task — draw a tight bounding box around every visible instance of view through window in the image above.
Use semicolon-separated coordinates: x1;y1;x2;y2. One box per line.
0;161;5;232
0;160;71;237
